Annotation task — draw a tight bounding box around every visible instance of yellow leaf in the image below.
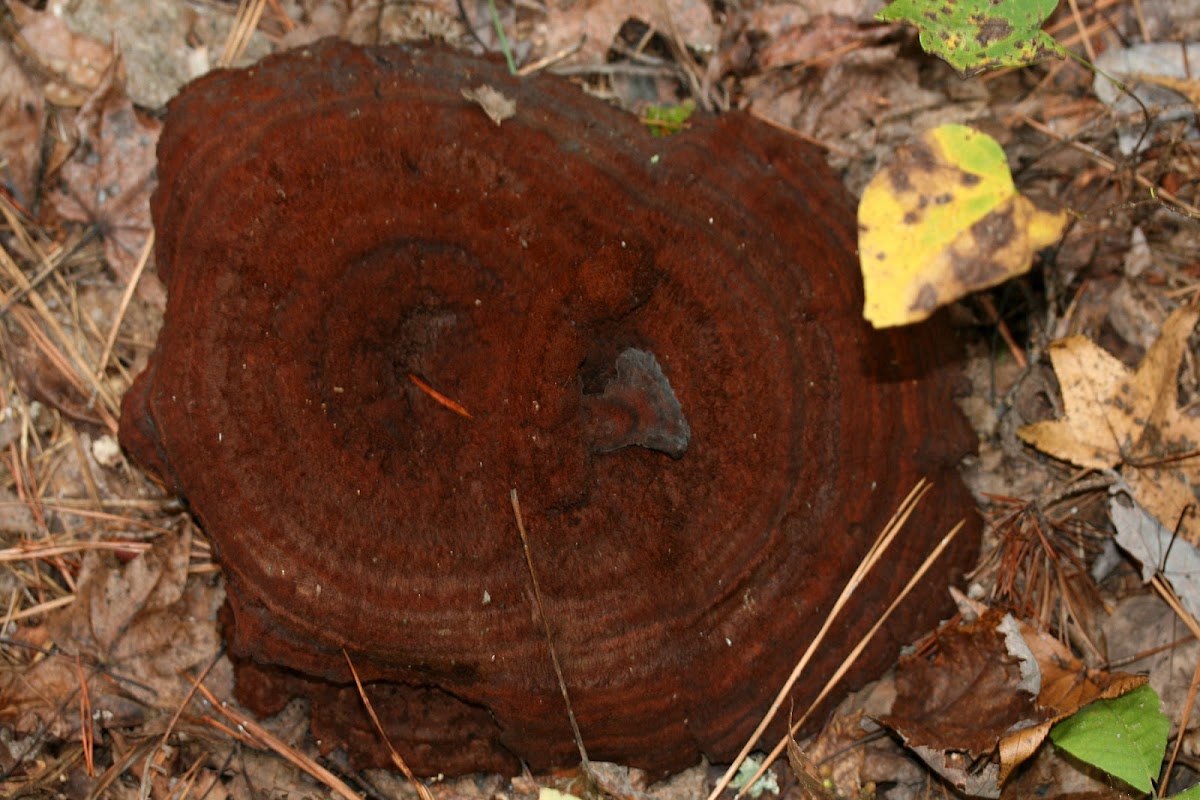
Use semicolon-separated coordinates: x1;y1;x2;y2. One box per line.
859;124;1067;328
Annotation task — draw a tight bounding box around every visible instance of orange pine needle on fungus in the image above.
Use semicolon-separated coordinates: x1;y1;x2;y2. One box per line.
407;373;473;418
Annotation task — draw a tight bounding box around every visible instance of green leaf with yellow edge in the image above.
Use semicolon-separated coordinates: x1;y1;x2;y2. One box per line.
858;124;1067;328
877;0;1065;77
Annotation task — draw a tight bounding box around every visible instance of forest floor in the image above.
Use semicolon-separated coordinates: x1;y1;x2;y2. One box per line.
1;0;1199;798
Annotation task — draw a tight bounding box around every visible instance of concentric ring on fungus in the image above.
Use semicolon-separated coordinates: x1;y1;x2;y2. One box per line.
119;38;981;777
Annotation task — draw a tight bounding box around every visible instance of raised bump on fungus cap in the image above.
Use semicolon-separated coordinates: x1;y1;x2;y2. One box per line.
119;38;980;777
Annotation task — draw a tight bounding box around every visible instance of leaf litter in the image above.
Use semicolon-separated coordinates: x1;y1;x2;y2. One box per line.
2;0;1200;798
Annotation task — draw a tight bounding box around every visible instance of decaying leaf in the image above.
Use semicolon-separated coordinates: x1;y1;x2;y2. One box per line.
880;599;1148;793
0;530;225;742
7;1;114;107
879;608;1042;798
1;310;106;425
858;124;1067;328
461;84;516;125
996;613;1147;782
540;0;717;68
1017;306;1200;544
786;736;837;800
1109;483;1200;622
0;42;45;206
49;52;164;309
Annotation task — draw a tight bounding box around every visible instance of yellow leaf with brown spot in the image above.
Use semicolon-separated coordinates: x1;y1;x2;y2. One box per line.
1018;307;1200;544
858;124;1067;328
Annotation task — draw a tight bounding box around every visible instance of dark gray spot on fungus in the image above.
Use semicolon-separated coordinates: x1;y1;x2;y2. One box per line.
583;348;691;458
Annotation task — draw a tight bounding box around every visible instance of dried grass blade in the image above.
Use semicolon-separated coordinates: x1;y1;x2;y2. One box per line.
707;479;932;800
342;649;435;800
96;231;152;381
734;519;968;797
191;680;359;800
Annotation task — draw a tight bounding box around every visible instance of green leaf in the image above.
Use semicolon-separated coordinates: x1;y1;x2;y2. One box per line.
877;0;1065;77
642;99;696;137
1173;787;1200;800
1050;684;1169;794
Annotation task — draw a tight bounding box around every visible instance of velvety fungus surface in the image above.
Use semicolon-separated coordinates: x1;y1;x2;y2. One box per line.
120;38;980;777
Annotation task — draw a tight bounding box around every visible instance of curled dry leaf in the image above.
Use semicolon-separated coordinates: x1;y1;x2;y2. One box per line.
786;736;836;800
996;614;1147;783
878;608;1042;798
881;601;1149;793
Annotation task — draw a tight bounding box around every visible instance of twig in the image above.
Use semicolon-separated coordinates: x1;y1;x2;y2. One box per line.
191;680;360;800
1016;113;1200;218
343;649;435;800
96;231;152;381
510;488;590;769
708;479;933;800
1161;653;1200;798
76;655;95;777
408;373;472;418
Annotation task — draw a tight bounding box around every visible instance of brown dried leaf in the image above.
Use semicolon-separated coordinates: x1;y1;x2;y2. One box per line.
878;609;1052;797
758;15;893;71
1018;307;1200;543
979;612;1148;784
786;736;837;800
0;530;224;740
881;609;1043;755
49;53;164;309
0;43;45;206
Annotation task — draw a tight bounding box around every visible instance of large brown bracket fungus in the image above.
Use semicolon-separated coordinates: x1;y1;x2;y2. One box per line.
120;39;980;777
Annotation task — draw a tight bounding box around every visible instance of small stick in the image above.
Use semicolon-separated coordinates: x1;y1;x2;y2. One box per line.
75;655;94;777
343;649;435;800
511;488;590;769
96;231;153;381
408;373;473;418
708;479;933;800
191;680;360;800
